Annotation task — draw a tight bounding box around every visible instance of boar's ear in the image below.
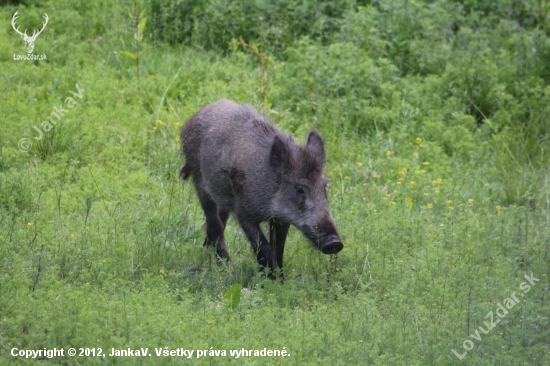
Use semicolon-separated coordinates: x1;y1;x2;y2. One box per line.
270;135;287;169
307;131;325;164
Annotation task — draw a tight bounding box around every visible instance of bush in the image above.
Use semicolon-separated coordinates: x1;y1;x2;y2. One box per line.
147;0;355;54
338;0;463;76
271;40;401;136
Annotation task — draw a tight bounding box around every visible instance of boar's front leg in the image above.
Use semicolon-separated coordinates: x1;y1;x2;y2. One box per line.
193;177;230;261
236;214;275;278
269;219;289;280
218;208;230;230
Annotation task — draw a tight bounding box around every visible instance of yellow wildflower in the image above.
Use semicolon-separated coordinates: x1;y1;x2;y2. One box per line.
426;203;433;208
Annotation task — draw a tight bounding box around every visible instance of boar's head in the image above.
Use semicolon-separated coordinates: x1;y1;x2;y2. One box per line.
270;131;343;254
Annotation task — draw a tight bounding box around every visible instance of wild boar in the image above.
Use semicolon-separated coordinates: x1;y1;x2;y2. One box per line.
180;99;343;278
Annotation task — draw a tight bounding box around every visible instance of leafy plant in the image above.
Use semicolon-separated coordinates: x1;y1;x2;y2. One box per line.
223;284;243;310
119;0;147;91
231;37;270;106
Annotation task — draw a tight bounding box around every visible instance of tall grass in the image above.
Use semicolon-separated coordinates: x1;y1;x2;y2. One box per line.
0;0;549;364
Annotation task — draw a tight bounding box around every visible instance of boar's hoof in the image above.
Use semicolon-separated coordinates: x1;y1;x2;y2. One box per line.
320;240;343;254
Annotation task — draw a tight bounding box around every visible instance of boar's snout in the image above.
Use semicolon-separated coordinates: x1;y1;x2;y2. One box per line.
320;235;343;254
299;214;343;255
302;225;343;254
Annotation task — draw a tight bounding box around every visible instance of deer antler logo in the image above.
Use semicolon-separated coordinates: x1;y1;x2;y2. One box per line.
11;11;48;54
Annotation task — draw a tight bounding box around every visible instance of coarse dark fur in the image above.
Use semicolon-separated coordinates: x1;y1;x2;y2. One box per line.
180;99;343;279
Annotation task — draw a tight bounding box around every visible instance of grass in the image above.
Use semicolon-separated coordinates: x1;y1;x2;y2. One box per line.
0;0;549;364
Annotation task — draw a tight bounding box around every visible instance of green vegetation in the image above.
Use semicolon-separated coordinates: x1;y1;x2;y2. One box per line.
1;0;549;364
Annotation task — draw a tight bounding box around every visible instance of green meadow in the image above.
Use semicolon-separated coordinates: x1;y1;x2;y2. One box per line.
1;0;549;364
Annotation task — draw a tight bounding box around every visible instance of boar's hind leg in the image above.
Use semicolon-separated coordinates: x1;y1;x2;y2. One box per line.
193;179;230;261
269;219;289;279
236;215;275;278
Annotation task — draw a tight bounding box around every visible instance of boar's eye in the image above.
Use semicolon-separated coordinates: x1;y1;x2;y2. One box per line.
295;186;306;202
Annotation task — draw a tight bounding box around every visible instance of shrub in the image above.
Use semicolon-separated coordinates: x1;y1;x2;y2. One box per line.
147;0;355;55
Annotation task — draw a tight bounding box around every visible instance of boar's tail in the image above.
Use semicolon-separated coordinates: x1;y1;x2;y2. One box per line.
179;163;191;180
